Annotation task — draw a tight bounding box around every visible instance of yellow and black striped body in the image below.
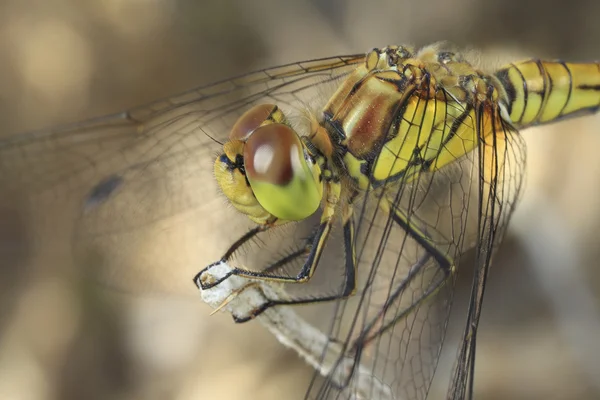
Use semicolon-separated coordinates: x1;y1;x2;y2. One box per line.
495;60;600;128
320;45;599;193
321;45;504;192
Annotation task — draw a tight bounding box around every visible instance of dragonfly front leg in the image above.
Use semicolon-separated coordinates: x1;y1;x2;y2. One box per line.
232;198;358;321
196;187;359;321
198;180;342;290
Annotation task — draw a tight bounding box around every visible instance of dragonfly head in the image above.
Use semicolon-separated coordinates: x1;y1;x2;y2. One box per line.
214;104;323;225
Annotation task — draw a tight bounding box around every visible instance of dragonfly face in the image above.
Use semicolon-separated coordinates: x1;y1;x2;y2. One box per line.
214;104;324;225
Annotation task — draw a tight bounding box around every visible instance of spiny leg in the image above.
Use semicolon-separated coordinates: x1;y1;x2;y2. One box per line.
199;180;343;290
226;192;359;322
353;252;445;351
196;224;271;289
324;196;458;386
354;196;456;342
305;194;455;388
379;195;455;277
273;189;359;302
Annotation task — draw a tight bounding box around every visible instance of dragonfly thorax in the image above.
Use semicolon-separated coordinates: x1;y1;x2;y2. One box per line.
318;45;515;192
214;104;324;225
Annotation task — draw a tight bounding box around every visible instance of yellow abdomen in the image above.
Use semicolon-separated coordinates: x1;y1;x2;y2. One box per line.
495;60;600;128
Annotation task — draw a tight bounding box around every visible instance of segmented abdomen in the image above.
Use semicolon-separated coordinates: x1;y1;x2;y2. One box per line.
495;60;600;128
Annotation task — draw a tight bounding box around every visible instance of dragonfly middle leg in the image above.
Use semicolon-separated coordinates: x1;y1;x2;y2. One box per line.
378;196;456;277
199;197;359;322
199;180;346;289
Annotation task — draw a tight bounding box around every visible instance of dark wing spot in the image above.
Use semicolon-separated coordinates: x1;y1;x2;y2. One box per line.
84;175;124;211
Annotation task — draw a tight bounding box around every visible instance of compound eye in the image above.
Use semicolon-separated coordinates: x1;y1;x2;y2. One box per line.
244;123;299;186
230;104;279;141
243;123;322;221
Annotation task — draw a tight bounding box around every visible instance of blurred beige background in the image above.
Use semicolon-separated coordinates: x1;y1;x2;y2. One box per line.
0;0;599;399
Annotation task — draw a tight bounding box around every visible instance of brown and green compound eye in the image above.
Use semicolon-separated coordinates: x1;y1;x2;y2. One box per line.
243;123;322;221
229;104;279;141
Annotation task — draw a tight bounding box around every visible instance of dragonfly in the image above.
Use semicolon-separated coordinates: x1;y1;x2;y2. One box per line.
2;42;599;399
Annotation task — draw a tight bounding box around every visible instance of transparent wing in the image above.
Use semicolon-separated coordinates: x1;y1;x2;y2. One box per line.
447;117;526;400
0;54;365;292
302;104;526;400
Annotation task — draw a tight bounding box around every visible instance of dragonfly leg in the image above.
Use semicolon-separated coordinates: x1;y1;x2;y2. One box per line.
352;252;450;352
231;199;358;321
199;180;343;290
342;197;457;350
378;196;455;276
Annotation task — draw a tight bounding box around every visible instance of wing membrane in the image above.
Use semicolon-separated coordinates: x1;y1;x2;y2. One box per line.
1;54;364;213
448;117;526;400
303;100;525;400
0;54;364;292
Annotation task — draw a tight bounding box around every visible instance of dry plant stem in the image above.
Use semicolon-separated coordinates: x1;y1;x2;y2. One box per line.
197;262;398;400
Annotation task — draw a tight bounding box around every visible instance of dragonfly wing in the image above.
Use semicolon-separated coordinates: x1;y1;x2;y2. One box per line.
304;108;526;400
0;54;365;293
447;116;526;399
